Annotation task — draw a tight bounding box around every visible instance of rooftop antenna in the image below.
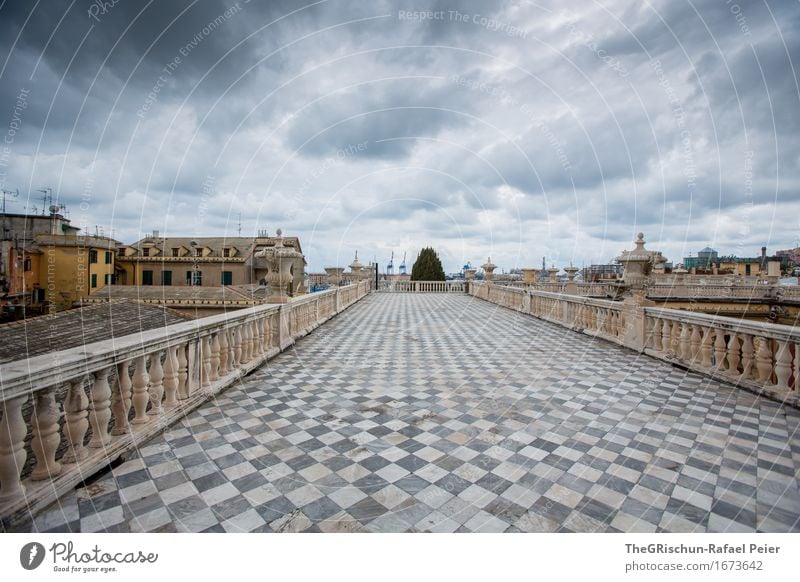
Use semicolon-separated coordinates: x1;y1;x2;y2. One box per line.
1;189;18;214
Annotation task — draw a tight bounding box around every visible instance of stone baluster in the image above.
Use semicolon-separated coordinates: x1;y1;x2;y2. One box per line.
227;328;237;369
233;326;243;367
201;336;212;388
263;317;272;351
755;338;773;383
88;368;113;448
713;329;727;371
661;319;672;354
218;330;229;375
247;321;256;361
211;333;221;380
650;318;662;351
726;334;741;377
111;361;132;435
699;328;713;367
177;345;189;400
63;378;89;463
0;396;27;503
31;389;62;481
148;351;164;416
774;339;792;390
131;355;150;424
740;334;755;381
244;323;254;363
251;320;263;358
668;320;679;355
163;345;179;407
679;323;692;361
690;325;702;361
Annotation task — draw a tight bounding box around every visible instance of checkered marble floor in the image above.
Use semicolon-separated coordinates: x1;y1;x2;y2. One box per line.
29;293;800;533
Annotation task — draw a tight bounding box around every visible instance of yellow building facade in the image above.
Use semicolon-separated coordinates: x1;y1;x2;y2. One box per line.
36;234;117;312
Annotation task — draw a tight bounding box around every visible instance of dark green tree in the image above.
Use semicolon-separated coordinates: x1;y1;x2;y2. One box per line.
411;247;446;281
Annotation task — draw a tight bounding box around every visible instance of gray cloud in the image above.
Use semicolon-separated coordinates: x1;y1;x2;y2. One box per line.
0;0;798;273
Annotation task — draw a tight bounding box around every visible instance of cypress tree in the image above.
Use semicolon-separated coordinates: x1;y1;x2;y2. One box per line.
411;247;446;281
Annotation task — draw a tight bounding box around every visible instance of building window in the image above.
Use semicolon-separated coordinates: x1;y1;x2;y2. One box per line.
105;251;112;264
172;248;180;257
161;271;172;285
89;249;98;264
104;274;111;285
195;248;203;257
23;257;31;272
222;248;230;258
187;270;202;286
142;270;154;285
221;271;233;285
142;247;150;257
91;274;98;288
117;248;125;256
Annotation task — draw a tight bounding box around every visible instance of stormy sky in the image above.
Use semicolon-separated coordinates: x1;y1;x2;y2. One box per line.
0;0;798;273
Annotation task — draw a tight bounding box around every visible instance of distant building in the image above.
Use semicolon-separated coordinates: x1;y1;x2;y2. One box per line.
116;230;306;294
684;246;719;271
581;263;622;282
776;247;800;267
718;247;789;277
1;210;118;316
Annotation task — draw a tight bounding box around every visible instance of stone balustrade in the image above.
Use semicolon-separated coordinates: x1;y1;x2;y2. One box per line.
471;282;799;407
0;281;370;527
471;283;629;346
643;307;799;401
377;280;465;293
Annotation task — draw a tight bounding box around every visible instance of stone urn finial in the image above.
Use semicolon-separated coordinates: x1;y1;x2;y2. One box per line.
616;232;653;290
521;268;538;285
481;257;497;281
464;268;477;281
255;228;303;303
349;251;364;281
564;265;579;282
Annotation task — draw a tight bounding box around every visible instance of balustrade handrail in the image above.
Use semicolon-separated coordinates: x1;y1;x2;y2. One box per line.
644;306;799;341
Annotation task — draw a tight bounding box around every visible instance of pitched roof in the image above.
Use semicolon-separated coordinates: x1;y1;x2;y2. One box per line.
0;300;191;364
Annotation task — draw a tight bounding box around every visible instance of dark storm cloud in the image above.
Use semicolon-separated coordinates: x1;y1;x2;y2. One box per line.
0;0;798;272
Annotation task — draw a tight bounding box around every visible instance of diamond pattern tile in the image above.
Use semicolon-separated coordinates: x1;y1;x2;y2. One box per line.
27;294;800;533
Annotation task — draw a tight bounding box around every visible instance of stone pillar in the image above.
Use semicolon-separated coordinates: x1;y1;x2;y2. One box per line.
672;265;688;298
521;268;538;285
349;252;363;283
564;266;579;294
324;267;344;287
767;261;781;284
481;258;497;282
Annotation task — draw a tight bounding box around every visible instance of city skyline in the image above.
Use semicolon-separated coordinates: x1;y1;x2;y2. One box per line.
1;0;798;274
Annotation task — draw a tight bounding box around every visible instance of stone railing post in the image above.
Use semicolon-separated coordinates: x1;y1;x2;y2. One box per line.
0;396;27;503
163;346;179;407
131;356;150;424
63;378;89;463
111;361;132;435
31;389;61;481
147;351;164;416
88;367;113;448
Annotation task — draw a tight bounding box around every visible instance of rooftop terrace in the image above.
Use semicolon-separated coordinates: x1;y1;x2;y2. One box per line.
28;293;800;533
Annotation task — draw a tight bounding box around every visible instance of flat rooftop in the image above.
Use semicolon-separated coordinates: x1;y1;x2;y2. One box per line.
31;294;800;532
